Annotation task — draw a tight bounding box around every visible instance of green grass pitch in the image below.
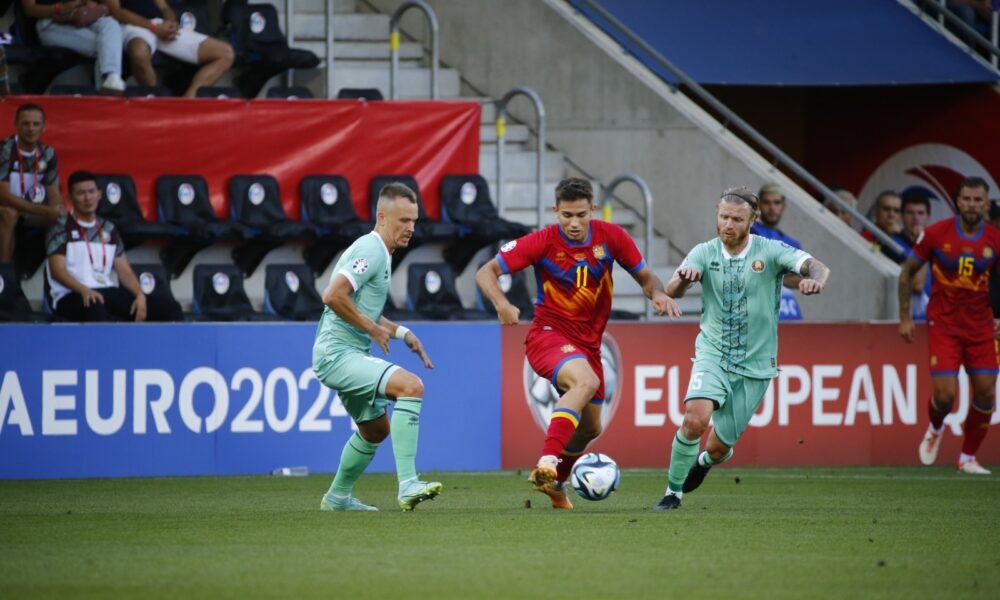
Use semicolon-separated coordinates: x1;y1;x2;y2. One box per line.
1;468;997;599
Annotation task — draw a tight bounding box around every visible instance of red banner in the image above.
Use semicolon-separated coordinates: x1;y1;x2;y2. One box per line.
0;97;481;221
804;85;1000;223
502;323;1000;468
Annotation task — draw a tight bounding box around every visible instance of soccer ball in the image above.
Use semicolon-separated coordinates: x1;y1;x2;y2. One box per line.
569;453;620;501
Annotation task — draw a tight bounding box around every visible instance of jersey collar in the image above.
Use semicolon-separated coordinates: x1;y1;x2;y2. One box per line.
557;222;593;246
370;231;392;260
954;216;984;241
720;234;754;260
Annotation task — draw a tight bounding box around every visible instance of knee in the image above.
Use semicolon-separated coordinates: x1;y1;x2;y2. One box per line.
127;40;152;62
219;44;235;66
360;422;389;444
681;412;708;439
396;373;424;398
934;392;957;407
0;206;17;228
570;372;600;399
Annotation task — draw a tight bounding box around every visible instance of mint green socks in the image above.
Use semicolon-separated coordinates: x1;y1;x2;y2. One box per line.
667;431;700;493
329;432;380;496
390;398;423;484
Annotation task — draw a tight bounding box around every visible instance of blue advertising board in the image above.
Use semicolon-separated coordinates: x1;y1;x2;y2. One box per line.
0;323;500;479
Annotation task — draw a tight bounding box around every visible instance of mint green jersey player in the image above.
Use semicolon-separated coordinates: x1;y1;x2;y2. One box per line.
314;231;392;356
653;186;830;511
313;183;442;513
680;234;811;379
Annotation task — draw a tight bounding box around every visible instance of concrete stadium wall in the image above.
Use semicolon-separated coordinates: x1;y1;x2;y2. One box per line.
368;0;900;320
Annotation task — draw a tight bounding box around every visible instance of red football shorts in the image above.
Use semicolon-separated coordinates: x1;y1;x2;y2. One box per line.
525;327;606;403
927;324;1000;375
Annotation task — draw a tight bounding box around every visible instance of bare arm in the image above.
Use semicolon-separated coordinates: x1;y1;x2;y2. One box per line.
666;267;700;299
0;181;60;221
321;274;391;353
897;255;922;343
378;316;433;369
475;259;520;325
21;0;83;19
630;266;681;317
114;256;146;321
797;257;830;295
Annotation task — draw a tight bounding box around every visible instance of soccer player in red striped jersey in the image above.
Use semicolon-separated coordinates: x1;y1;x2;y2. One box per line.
899;176;999;474
477;177;681;508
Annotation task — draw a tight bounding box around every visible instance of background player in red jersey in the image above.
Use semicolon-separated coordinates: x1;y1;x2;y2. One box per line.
899;176;999;474
476;177;682;508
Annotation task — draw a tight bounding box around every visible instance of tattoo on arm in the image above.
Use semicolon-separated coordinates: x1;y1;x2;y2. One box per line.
802;258;830;285
897;259;917;318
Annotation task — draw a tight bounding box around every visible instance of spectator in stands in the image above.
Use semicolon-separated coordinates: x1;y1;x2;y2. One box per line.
897;193;932;320
824;186;859;230
21;0;127;94
104;0;234;98
0;103;64;264
861;190;905;262
751;183;800;248
45;170;182;321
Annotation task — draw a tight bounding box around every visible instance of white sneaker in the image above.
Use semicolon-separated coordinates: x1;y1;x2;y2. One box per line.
957;459;991;475
918;425;943;465
99;73;125;95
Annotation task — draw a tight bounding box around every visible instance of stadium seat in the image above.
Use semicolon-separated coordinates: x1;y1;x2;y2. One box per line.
191;263;258;321
440;174;532;274
157;174;251;242
406;262;489;321
195;86;241;98
263;263;324;321
475;262;534;320
228;174;317;275
381;296;420;323
226;2;320;98
48;84;97;96
369;175;458;269
153;1;214;96
94;174;185;249
129;262;185;321
300;175;370;274
0;263;46;322
124;85;173;98
337;87;383;101
267;86;314;99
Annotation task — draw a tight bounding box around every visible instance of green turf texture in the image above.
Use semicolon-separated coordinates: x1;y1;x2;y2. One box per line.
1;468;997;599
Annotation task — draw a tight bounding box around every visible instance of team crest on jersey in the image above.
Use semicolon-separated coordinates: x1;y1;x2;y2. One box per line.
501;240;517;253
751;259;765;273
943;243;951;252
593;244;606;260
351;258;369;274
985;247;994;258
561;344;577;353
930;355;937;367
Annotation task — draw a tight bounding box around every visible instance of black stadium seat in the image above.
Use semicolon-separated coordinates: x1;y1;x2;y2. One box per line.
263;263;324;321
48;84;97;96
267;86;314;99
475;262;534;320
300;175;370;274
227;2;320;98
406;262;490;321
440;174;531;274
129;263;185;321
0;263;46;322
192;263;257;321
124;85;173;98
228;174;317;275
195;86;241;98
369;175;457;269
337;87;383;101
157;173;255;276
94;174;185;249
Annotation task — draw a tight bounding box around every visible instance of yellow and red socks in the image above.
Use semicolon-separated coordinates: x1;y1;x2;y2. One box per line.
390;397;423;483
961;399;994;456
541;408;580;458
329;432;381;496
556;445;587;483
666;430;700;494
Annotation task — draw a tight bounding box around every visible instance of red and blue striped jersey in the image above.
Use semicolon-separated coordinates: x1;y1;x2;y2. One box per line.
496;220;645;349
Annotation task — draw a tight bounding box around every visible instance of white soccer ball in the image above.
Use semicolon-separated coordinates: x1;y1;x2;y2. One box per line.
569;452;620;501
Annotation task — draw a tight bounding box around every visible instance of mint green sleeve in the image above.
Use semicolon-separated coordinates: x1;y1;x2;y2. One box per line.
770;239;812;275
336;238;383;290
678;242;709;273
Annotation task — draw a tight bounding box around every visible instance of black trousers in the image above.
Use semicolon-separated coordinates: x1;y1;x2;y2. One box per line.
55;287;183;322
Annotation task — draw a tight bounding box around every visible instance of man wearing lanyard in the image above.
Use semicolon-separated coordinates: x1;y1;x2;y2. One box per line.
0;103;63;264
45;170;181;322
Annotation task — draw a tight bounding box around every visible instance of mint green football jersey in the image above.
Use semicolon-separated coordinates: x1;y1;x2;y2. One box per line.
313;232;391;358
680;234;811;379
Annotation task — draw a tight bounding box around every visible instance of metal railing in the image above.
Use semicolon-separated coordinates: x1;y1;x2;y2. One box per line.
921;0;1000;66
601;174;655;319
390;0;439;99
494;87;546;228
281;0;336;97
576;0;906;259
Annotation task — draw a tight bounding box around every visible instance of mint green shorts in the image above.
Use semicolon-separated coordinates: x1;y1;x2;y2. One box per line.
684;358;771;447
314;348;400;424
